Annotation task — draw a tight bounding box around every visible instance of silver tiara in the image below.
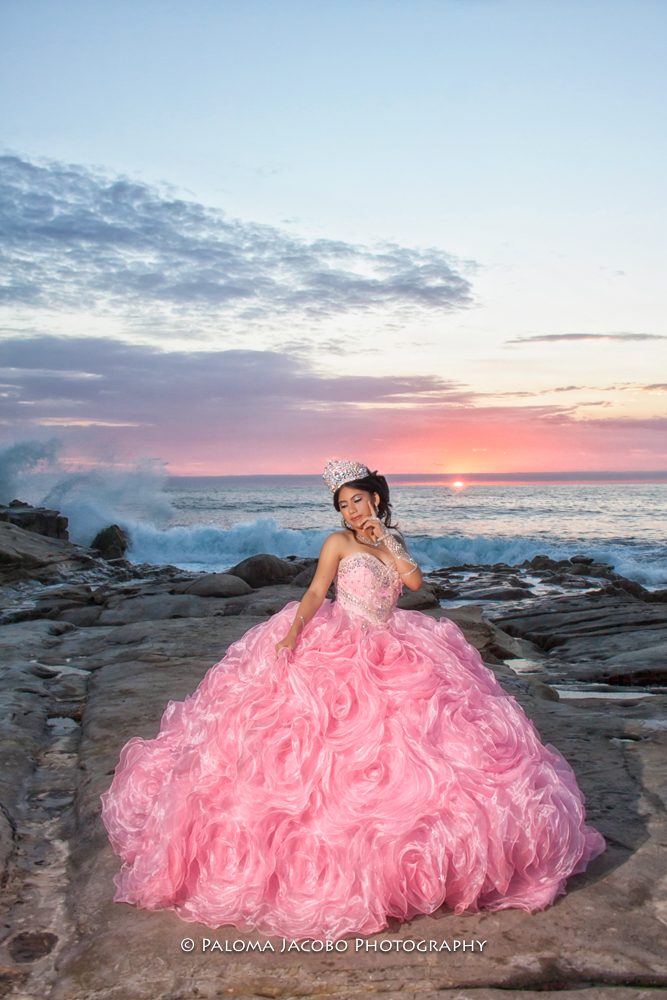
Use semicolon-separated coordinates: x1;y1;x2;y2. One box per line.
322;459;370;493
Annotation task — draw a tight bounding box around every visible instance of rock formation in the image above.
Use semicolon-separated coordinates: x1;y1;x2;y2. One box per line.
90;524;128;561
0;522;96;583
0;500;69;540
0;535;666;998
229;553;306;587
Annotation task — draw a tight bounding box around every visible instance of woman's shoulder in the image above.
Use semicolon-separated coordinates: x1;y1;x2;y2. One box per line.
321;529;350;547
318;530;353;557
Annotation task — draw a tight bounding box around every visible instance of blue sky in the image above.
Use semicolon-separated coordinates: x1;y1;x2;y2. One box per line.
1;0;665;472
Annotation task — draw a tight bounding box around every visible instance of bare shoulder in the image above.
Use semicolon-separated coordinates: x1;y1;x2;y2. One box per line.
319;531;350;556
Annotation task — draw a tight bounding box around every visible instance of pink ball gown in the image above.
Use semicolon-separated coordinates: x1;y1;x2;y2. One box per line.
101;552;605;938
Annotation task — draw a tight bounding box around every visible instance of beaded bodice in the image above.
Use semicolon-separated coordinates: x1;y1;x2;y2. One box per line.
335;552;403;626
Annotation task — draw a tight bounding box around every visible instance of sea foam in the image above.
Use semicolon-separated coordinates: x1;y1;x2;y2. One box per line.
124;516;667;587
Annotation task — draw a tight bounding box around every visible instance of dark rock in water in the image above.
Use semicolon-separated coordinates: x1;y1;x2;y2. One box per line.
525;555;559;570
91;524;128;561
0;500;69;540
174;573;253;598
524;554;577;572
579;563;614;578
570;554;595;565
229;553;301;588
569;562;600;576
599;577;654;601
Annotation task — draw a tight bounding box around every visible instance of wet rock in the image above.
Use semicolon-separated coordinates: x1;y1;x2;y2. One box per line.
174;572;253;598
524;555;562;571
570;555;595;565
568;563;611;577
229;553;302;588
91;524;128;561
600;577;657;600
0;500;69;540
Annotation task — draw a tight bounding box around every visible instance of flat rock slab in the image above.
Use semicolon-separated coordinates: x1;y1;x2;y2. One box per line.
1;613;666;998
494;595;667;649
97;592;233;625
595;642;667;684
490;594;667;687
96;586;308;625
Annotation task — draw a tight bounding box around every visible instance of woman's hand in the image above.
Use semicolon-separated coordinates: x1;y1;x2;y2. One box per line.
357;513;385;543
275;633;297;658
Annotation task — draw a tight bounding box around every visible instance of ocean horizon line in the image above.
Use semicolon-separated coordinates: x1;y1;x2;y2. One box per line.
165;471;667;485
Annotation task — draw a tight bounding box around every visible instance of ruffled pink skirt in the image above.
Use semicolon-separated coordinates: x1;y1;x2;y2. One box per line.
101;600;605;938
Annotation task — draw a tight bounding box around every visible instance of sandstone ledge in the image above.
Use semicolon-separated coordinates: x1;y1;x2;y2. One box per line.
0;543;666;998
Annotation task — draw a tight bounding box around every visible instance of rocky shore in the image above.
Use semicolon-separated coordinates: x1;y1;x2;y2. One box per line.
0;511;666;1000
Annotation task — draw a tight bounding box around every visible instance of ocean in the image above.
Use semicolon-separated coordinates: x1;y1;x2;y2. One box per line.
97;477;667;589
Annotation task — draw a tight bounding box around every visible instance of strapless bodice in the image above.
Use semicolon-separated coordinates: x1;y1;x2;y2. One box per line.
334;552;403;626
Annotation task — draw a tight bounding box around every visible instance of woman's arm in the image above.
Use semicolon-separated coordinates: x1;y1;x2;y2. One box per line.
357;516;423;591
274;535;342;657
382;531;423;590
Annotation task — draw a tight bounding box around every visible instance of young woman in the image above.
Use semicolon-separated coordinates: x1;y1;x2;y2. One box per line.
101;460;604;939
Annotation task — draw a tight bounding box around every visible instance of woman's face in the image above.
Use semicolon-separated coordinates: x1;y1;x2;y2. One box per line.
337;486;380;527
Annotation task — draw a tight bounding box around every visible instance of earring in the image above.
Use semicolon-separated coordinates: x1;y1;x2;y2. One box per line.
341;516;351;530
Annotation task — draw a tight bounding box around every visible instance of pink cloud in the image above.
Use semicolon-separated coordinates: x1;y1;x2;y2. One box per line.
1;337;665;474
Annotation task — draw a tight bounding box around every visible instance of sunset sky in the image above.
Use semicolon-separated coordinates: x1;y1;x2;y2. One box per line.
1;0;666;474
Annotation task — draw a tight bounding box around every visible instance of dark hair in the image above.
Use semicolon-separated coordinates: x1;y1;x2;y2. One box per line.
333;471;397;530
